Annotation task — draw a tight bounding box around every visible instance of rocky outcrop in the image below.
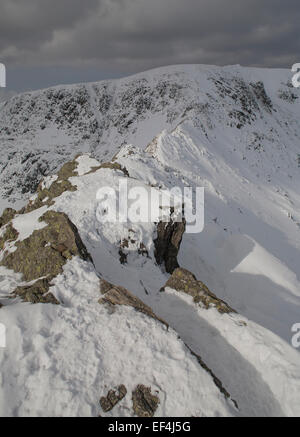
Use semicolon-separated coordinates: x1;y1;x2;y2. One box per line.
154;217;186;274
100;385;127;413
0;208;17;228
0;222;19;251
132;385;160;417
99;279;168;328
99;383;160;416
99;278;237;408
13;279;59;305
0;210;92;304
162;268;235;314
97;161;129;177
24;158;79;213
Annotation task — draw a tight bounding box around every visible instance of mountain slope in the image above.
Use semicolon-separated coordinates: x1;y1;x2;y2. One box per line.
0;64;300;417
0;64;299;209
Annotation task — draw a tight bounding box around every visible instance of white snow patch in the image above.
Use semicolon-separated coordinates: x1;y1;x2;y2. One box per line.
75;155;100;176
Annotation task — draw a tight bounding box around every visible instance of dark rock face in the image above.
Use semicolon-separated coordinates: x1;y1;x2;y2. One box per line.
162;268;235;314
100;385;127;413
0;210;93;304
132;385;160;417
99;279;168;328
154;218;186;274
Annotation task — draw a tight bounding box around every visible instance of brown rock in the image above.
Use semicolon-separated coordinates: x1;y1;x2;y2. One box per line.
13;278;59;305
0;223;19;251
24;158;79;214
100;385;127;412
1;210;93;304
0;208;16;228
132;385;160;417
99;279;168;328
162;268;235;314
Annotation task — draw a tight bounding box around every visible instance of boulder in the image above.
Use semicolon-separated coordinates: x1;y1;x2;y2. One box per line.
1;210;92;304
162;268;235;314
99;279;168;328
100;385;127;412
132;385;160;417
13;278;59;305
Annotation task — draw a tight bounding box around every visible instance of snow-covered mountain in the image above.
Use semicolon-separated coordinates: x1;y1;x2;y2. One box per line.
0;64;300;417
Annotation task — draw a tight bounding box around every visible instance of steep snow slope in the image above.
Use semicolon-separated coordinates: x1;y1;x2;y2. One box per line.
1;154;300;417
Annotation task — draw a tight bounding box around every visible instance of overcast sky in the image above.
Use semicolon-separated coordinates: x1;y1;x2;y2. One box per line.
1;0;300;91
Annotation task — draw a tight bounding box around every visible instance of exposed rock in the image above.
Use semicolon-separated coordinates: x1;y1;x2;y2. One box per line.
99;278;235;407
13;278;59;305
162;268;235;314
118;238;128;264
56;157;79;180
24;158;79;213
100;385;127;412
87;161;129;177
118;248;128;265
138;242;149;257
132;385;160;417
99;279;168;328
0;223;19;251
99;279;115;294
154;217;186;274
2;210;92;282
118;238;149;265
0;210;92;304
250;81;273;111
0;208;16;228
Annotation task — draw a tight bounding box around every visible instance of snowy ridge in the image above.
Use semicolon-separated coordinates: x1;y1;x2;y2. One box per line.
0;64;300;416
0;64;299;209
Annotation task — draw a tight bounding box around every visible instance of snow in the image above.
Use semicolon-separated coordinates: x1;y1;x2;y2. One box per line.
162;287;300;417
11;206;48;243
0;206;48;260
0;258;235;417
75;154;100;176
41;175;58;190
0;63;300;416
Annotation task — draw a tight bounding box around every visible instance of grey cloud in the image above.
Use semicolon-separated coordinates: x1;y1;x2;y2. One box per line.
1;0;300;90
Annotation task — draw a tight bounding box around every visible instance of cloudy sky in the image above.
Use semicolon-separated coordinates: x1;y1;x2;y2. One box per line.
1;0;299;91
